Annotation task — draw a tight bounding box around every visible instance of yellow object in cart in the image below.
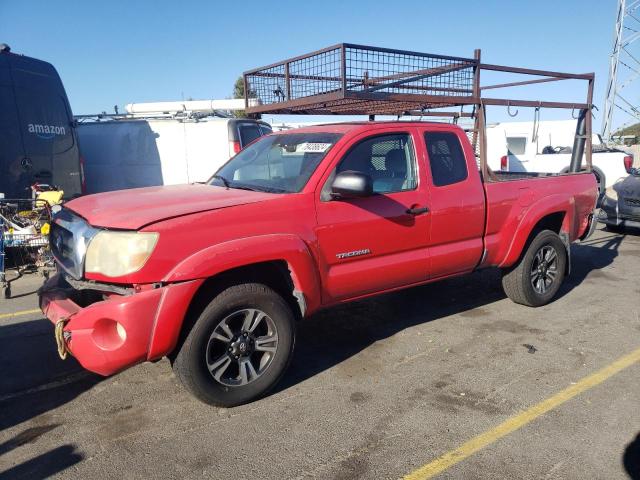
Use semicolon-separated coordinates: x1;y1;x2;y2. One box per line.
37;190;64;206
41;223;50;235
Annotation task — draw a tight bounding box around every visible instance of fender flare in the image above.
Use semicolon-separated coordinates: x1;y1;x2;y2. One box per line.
162;234;322;315
499;194;574;268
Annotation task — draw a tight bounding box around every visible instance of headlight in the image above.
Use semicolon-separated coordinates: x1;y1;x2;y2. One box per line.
85;231;159;277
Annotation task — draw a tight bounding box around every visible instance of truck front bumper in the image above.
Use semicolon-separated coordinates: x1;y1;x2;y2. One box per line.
39;274;202;376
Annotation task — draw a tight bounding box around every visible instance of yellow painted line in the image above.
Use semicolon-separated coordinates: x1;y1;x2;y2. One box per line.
0;308;42;320
404;346;640;480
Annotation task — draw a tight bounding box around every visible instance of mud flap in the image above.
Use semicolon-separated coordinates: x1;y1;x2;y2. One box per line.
559;232;571;276
579;211;599;242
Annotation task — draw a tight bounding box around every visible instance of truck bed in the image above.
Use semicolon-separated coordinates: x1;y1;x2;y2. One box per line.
481;171;597;268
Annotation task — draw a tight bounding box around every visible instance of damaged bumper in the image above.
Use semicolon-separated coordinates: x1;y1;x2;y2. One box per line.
39;273;202;376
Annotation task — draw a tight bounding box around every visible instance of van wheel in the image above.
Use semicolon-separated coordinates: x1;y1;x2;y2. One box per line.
172;283;295;407
501;230;567;307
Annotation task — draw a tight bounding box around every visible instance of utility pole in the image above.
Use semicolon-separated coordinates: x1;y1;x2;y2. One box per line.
602;0;640;143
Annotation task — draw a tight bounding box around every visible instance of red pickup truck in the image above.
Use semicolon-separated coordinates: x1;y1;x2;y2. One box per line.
40;121;597;406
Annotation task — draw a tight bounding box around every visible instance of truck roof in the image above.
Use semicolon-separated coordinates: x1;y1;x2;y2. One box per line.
275;121;459;135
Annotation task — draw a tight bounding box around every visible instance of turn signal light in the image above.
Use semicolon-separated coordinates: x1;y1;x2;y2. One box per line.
624;155;633;172
500;155;508;171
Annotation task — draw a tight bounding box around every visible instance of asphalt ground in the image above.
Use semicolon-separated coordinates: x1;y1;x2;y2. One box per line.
1;226;639;480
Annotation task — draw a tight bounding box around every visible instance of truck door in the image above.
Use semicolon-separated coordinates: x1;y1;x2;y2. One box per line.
422;128;485;278
315;130;431;302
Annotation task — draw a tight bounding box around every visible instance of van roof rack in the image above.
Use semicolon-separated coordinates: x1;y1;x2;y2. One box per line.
243;42;595;175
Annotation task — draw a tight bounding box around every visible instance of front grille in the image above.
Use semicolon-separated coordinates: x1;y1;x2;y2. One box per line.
50;208;98;279
624;197;640;206
50;222;74;263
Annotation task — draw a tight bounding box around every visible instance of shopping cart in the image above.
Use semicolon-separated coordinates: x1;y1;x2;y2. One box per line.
0;198;55;299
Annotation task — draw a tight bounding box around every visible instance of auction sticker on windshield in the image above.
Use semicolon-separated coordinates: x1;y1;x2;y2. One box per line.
297;143;332;153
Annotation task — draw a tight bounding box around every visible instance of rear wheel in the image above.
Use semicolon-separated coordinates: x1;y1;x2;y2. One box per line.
172;283;295;407
502;230;567;307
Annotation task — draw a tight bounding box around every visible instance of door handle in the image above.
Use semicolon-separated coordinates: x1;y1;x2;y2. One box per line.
406;206;429;215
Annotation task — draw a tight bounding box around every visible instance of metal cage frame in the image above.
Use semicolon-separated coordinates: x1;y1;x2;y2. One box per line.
243;43;595;178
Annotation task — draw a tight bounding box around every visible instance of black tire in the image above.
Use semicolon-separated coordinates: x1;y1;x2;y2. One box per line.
502;229;567;307
605;224;625;234
172;283;295;407
3;286;10;299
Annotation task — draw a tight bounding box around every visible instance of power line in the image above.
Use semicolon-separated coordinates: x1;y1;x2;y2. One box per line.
603;0;640;141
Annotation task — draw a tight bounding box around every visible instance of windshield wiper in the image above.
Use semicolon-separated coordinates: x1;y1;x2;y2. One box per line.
212;174;230;188
231;184;263;192
212;175;285;193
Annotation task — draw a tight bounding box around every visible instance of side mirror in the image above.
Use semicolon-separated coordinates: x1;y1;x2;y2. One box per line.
331;171;373;199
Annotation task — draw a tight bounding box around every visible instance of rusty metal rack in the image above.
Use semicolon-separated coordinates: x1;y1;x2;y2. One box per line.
243;43;595;177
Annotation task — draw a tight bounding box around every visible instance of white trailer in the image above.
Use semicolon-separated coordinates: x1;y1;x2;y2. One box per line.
77;115;271;194
485;120;633;193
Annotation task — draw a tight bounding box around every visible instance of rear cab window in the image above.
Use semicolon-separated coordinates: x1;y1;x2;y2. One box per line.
424;131;468;187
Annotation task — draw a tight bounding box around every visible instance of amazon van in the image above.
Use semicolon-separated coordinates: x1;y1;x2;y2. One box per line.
0;43;83;199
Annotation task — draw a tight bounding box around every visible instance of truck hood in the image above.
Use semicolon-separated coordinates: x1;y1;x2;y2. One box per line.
64;184;277;229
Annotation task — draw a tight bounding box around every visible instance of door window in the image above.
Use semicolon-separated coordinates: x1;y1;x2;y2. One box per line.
334;133;417;194
424;131;468;187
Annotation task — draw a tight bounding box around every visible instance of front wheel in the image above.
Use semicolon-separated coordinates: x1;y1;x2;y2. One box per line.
502;230;567;307
172;283;296;406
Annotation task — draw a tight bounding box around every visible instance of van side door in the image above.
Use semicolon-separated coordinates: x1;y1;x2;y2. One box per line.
10;55;80;196
0;54;25;198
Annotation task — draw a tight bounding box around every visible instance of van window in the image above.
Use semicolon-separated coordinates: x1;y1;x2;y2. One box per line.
424;132;468;187
15;86;74;155
239;123;263;147
506;136;527;156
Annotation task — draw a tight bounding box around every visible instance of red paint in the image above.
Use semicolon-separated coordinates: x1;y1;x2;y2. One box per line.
40;122;598;377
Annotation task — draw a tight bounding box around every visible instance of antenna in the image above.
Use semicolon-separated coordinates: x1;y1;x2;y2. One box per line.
602;0;640;142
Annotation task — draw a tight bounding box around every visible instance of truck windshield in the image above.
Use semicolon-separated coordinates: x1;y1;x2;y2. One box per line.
209;132;342;193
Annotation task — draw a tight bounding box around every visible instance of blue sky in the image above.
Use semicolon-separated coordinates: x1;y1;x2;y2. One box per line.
0;0;628;130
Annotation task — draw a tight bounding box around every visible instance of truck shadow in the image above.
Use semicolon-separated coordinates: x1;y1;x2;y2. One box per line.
278;229;623;393
0;443;83;479
624;432;640;480
280;266;506;392
557;231;623;299
0;318;101;432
